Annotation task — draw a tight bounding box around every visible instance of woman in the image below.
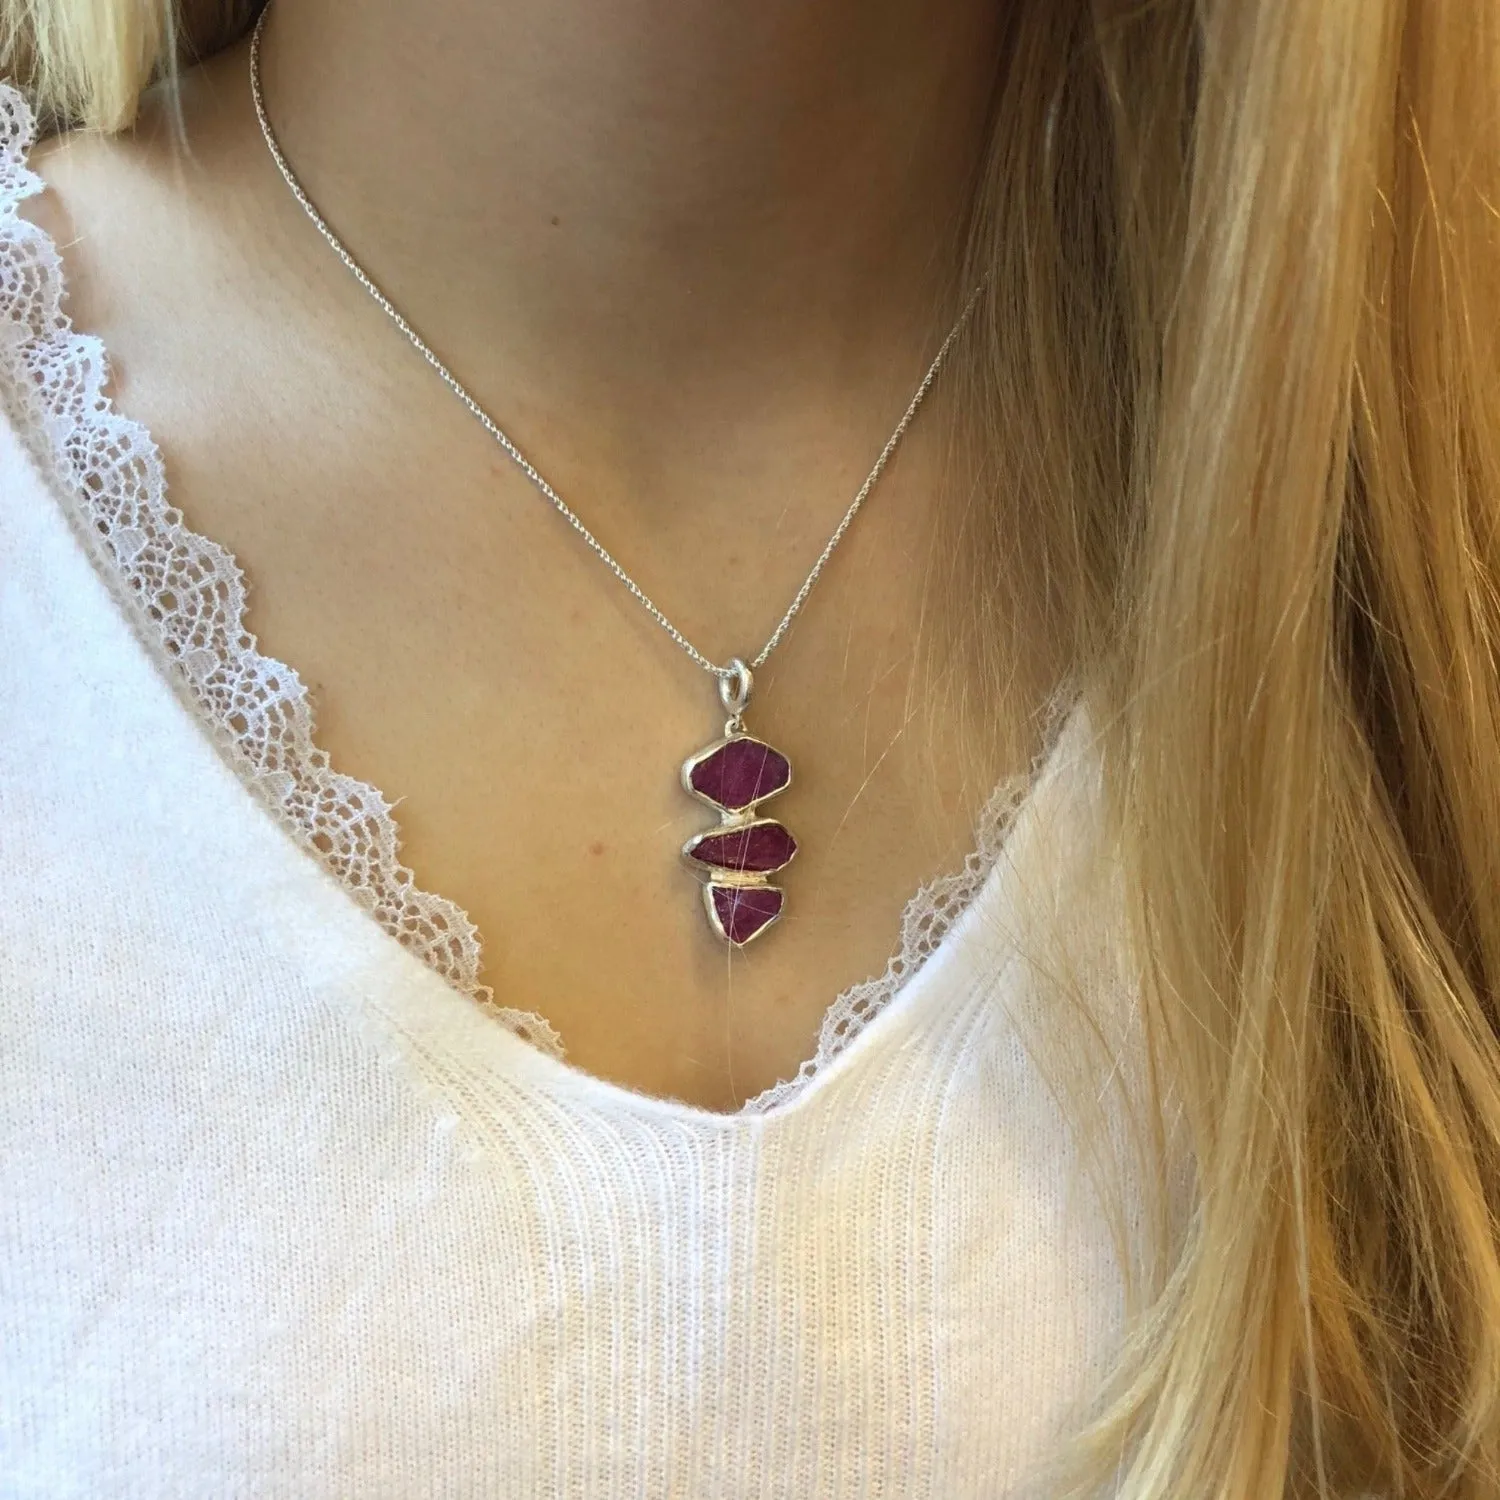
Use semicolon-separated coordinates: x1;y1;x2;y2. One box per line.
1;0;1495;1495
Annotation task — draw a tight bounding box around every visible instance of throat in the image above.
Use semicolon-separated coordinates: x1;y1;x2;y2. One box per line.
249;0;1004;428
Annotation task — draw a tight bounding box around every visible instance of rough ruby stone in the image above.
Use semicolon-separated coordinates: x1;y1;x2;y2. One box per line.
686;820;797;874
711;884;784;945
688;736;790;811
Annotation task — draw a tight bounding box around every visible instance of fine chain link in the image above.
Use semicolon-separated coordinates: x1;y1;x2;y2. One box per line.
249;11;983;684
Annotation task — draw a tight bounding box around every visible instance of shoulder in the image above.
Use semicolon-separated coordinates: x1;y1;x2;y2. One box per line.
0;43;316;523
4;54;256;380
0;63;246;589
22;115;157;342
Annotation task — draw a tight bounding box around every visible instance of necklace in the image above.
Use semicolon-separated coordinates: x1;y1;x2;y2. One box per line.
249;11;983;947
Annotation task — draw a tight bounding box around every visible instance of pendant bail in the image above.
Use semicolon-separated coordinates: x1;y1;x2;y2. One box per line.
718;657;753;734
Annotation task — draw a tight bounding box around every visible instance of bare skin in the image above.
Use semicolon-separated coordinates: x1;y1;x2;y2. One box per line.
32;0;1042;1110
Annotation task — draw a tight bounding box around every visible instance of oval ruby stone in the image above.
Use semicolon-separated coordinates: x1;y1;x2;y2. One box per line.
685;820;797;874
710;884;784;945
687;736;790;811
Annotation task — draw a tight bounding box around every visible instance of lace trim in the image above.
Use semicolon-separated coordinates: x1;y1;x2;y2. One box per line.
738;696;1071;1114
0;84;559;1057
0;81;1064;1111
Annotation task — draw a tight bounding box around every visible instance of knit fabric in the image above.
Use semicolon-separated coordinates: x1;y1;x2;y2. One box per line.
0;83;1144;1499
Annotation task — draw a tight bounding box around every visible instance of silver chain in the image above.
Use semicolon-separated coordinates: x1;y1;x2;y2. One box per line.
249;9;983;686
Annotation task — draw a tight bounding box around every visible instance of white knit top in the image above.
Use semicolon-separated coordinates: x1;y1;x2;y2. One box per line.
0;85;1144;1499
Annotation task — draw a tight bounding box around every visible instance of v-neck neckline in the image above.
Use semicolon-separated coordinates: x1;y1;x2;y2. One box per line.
0;79;1086;1121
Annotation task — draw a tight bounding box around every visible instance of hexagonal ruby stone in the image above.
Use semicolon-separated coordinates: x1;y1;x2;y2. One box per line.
685;820;797;874
687;736;790;812
710;884;784;945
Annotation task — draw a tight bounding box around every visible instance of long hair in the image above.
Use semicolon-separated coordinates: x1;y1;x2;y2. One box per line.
0;0;250;130
7;1;1498;1495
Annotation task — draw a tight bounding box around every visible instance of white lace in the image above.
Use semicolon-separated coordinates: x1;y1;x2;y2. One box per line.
0;82;1062;1113
739;763;1054;1114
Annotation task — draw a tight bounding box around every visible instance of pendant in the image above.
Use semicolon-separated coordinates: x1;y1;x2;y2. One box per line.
680;657;797;946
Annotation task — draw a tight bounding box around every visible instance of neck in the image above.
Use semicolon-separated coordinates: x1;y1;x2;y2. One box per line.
256;0;1001;430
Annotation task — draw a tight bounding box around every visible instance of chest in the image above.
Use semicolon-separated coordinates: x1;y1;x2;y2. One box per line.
24;135;1044;1110
0;795;1119;1500
0;405;1128;1496
1;1038;1116;1500
58;295;1001;1110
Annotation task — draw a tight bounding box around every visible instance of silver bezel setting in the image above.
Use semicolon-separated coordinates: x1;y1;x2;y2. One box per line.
701;882;785;947
679;733;793;815
681;713;796;947
680;817;798;878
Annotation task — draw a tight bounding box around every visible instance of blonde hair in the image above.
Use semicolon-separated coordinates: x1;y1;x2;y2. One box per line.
0;0;249;130
9;1;1500;1496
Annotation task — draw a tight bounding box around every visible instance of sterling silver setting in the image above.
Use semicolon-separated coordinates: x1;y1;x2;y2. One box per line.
679;735;794;813
679;660;797;946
